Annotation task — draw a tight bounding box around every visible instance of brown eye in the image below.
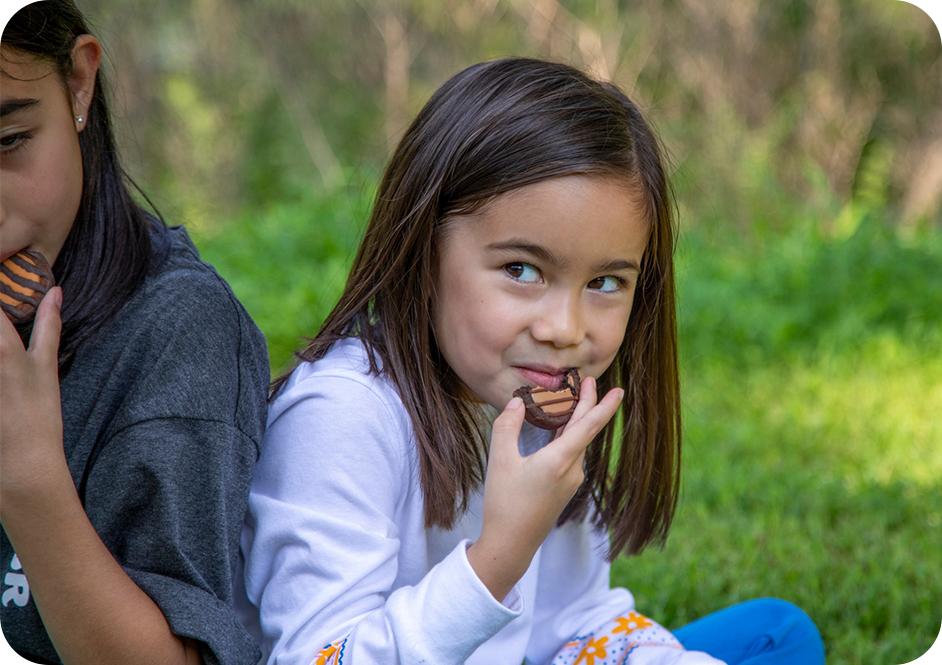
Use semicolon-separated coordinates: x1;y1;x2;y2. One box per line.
587;276;625;293
504;262;541;283
0;132;31;153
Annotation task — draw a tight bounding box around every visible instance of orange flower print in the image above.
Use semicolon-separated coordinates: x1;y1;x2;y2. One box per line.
314;644;337;665
612;611;653;636
575;636;609;665
313;639;346;665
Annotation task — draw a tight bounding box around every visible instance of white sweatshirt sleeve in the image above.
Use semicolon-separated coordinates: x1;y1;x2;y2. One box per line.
241;372;521;665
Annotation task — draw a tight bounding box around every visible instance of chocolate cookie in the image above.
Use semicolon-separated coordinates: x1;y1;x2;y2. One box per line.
513;368;581;430
0;249;55;325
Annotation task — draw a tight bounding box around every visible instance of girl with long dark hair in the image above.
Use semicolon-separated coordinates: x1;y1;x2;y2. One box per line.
0;2;268;663
240;59;825;664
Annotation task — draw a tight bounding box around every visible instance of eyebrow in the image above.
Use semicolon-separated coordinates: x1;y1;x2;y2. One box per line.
486;239;641;273
1;98;40;117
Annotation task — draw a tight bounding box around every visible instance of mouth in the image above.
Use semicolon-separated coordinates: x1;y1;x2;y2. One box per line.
513;365;574;391
512;367;582;430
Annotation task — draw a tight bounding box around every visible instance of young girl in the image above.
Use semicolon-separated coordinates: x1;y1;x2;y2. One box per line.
0;2;268;663
239;59;825;664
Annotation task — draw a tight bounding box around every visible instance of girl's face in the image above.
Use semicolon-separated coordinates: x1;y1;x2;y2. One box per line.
433;175;649;410
0;41;98;267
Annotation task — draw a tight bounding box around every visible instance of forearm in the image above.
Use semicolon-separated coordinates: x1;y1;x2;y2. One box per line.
0;458;199;665
251;537;519;664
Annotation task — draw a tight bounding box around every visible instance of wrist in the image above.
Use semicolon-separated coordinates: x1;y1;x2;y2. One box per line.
0;448;73;523
466;535;534;603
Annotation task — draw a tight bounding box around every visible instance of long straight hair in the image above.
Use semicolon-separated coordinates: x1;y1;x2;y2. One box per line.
2;0;161;372
275;58;681;559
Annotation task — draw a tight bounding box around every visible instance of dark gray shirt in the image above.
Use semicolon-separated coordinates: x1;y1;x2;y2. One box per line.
1;226;269;665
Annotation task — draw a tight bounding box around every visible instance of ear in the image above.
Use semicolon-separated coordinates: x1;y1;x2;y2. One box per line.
67;35;102;133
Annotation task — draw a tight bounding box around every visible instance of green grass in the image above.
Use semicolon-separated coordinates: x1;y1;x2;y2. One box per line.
193;185;941;664
618;342;942;664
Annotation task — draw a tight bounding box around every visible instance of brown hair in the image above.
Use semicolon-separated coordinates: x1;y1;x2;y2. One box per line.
2;0;163;373
274;57;680;559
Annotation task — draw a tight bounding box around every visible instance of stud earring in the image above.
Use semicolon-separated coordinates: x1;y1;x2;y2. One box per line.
75;115;84;124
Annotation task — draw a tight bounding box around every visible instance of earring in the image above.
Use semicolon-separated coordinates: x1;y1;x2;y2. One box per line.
75;115;85;124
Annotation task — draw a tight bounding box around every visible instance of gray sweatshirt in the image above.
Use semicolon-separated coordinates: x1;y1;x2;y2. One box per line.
1;225;269;665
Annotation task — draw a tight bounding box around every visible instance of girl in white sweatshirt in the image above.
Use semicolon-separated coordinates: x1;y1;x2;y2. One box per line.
238;58;825;665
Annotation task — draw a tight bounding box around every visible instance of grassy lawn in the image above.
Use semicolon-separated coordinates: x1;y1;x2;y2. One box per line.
619;346;942;664
193;184;941;664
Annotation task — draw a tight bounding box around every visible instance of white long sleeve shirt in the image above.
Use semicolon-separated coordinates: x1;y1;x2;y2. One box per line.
238;337;723;665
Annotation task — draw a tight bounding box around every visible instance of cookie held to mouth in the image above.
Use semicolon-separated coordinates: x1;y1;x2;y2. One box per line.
513;368;581;430
0;249;55;325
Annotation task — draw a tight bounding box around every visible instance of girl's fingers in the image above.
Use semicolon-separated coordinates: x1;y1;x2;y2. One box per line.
560;375;597;436
0;305;20;348
555;386;623;457
28;287;63;366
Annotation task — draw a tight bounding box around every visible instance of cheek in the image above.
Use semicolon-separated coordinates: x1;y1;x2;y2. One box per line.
589;305;631;370
44;134;84;227
437;282;519;360
8;128;83;251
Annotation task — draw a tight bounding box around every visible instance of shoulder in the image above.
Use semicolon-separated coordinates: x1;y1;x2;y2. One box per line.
264;338;413;472
274;338;400;413
85;226;269;440
250;338;416;522
105;225;267;366
129;226;261;344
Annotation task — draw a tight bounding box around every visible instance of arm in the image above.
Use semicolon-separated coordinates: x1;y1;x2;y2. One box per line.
1;468;201;665
242;372;521;665
0;289;200;665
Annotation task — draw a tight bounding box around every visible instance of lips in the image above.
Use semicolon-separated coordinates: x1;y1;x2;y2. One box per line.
513;366;571;390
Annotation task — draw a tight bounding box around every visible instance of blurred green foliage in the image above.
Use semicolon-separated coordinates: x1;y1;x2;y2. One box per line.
89;0;942;228
677;211;942;365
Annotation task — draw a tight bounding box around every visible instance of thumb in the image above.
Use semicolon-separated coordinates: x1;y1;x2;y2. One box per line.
490;396;526;458
28;287;63;365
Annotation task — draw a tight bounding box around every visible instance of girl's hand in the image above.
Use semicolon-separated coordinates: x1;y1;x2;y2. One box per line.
0;287;66;515
467;376;623;601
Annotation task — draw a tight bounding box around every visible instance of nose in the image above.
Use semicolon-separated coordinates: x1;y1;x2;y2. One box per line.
530;290;585;348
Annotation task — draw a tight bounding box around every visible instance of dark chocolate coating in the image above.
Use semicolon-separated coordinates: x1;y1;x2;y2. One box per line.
0;249;55;325
513;368;581;430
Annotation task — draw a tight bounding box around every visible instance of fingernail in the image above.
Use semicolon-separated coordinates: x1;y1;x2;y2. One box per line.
507;396;522;410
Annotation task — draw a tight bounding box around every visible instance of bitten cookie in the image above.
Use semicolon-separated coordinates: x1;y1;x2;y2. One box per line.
513;368;581;430
0;249;55;325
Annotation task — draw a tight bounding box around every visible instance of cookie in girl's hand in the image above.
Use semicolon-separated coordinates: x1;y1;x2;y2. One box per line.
0;249;55;325
513;368;581;430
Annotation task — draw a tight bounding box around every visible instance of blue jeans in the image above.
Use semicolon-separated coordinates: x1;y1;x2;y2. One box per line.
674;598;826;665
